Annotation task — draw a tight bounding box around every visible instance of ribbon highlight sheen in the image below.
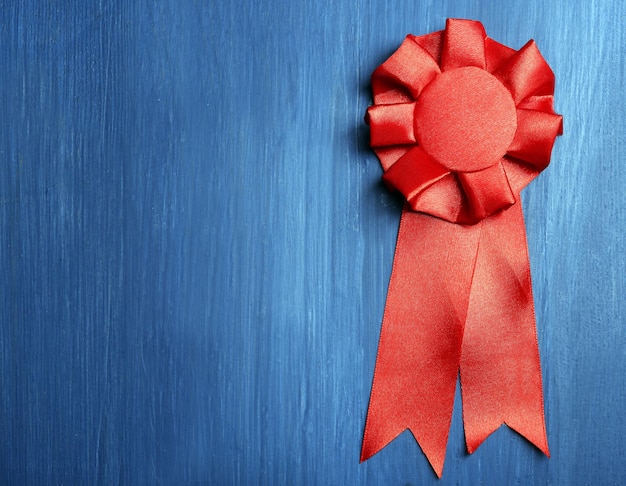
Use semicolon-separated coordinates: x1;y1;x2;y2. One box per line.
361;19;562;477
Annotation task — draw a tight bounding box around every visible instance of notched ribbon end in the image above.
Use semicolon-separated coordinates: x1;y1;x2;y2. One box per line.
465;420;550;458
361;426;447;478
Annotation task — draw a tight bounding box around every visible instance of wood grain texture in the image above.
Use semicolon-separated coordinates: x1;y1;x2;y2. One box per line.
1;1;625;484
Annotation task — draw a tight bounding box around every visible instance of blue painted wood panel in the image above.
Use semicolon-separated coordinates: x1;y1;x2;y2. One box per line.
1;1;624;484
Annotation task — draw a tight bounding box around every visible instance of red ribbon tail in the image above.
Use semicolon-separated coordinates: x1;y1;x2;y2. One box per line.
361;208;482;477
362;204;549;475
460;203;549;456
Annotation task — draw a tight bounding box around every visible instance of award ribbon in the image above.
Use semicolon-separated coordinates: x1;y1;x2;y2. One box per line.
361;18;562;477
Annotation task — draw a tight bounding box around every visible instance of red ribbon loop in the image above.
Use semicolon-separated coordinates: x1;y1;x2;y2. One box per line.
362;19;562;477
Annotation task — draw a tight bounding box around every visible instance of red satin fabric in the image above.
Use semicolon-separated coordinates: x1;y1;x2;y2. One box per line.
362;19;561;477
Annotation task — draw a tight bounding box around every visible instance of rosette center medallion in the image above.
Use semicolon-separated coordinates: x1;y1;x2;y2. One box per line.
414;67;517;172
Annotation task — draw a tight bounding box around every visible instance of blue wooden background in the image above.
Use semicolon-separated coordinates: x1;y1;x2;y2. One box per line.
1;1;625;484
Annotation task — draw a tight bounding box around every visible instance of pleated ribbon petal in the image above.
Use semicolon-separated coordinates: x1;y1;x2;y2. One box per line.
362;18;562;477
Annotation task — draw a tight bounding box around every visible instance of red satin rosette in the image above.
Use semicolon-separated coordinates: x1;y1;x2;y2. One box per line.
361;19;562;477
